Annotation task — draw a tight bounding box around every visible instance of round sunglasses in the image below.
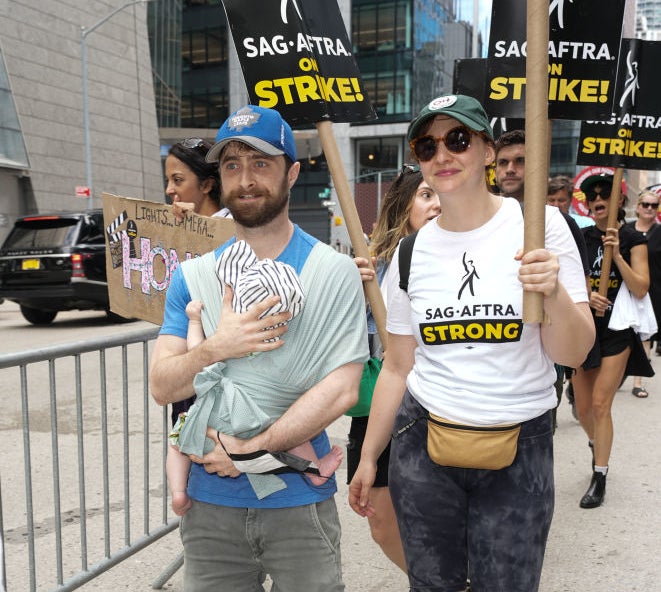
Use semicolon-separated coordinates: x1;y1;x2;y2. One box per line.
409;126;473;162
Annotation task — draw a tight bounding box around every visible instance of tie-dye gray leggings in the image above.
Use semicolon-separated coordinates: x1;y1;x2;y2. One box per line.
389;391;554;592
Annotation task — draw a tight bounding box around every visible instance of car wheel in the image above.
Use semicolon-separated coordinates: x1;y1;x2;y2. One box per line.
20;305;57;325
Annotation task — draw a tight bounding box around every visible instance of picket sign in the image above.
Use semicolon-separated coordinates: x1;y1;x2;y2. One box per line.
577;36;661;308
317;121;387;347
522;0;549;324
478;0;625;321
220;0;385;344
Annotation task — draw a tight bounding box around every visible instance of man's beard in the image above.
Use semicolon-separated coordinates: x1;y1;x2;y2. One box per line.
499;178;524;199
224;178;290;228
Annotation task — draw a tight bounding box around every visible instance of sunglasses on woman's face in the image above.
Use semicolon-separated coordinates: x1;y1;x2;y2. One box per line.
409;126;473;162
585;186;612;202
640;202;660;209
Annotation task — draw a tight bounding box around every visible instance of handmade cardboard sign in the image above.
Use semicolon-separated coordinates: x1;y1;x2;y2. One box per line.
221;0;376;125
102;193;235;325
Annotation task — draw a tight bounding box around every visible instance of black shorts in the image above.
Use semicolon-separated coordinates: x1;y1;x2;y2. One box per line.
346;416;391;488
582;318;632;370
582;315;653;377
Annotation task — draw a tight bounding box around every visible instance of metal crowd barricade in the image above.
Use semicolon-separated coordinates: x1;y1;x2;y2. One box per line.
0;327;183;591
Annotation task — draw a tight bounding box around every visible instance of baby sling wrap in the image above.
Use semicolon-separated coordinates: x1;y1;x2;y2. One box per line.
176;243;342;498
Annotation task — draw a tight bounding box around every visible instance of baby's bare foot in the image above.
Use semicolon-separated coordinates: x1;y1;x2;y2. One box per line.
306;445;343;486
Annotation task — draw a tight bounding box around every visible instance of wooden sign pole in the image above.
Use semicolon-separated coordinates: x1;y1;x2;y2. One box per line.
595;167;624;317
522;0;550;323
316;121;388;348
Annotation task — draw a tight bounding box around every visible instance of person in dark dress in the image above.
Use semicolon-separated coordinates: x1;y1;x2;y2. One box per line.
573;173;651;508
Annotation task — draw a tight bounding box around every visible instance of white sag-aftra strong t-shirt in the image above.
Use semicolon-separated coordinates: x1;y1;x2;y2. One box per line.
386;197;588;425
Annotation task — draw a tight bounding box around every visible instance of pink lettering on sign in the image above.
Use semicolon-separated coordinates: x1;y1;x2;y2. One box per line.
121;233;194;294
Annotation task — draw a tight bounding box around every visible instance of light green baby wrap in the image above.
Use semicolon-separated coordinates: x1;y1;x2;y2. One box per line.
176;242;368;498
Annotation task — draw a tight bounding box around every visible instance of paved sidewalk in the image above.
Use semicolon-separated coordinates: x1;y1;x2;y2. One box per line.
60;359;661;591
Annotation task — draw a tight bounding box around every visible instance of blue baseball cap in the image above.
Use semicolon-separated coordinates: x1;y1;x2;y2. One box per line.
206;105;297;163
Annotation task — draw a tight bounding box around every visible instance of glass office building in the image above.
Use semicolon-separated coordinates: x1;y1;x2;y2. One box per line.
351;0;450;124
0;49;29;171
350;1;454;181
148;0;183;128
636;0;661;30
180;1;229;129
149;0;227;130
147;1;467;240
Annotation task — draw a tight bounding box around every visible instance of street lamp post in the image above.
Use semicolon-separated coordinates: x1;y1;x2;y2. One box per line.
81;0;154;209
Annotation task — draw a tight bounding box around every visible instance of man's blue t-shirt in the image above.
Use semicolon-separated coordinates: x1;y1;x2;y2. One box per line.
160;225;337;508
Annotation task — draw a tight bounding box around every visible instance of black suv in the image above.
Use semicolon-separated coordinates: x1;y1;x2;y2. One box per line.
0;210;120;325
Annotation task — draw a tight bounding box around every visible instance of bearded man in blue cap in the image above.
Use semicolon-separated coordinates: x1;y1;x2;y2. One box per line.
150;104;368;591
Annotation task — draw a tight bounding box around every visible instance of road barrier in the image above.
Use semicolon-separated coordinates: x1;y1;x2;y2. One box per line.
0;327;183;591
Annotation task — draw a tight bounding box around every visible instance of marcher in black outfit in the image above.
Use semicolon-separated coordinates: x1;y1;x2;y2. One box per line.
573;172;651;509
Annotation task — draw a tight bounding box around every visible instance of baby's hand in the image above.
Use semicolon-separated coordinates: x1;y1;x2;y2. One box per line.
186;300;204;322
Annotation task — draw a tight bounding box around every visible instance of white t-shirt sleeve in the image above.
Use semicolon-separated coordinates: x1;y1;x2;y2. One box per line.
384;243;415;335
544;206;589;304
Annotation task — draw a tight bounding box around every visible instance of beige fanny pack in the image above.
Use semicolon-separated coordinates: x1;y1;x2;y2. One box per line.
427;414;521;470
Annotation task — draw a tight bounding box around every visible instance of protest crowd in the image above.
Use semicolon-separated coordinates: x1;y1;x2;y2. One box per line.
147;93;659;590
131;1;661;591
4;0;661;591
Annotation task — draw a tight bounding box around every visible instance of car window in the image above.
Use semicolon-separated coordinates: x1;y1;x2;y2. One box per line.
79;215;105;244
2;219;79;249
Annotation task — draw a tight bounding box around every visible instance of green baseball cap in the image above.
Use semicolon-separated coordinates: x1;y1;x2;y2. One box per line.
407;94;494;141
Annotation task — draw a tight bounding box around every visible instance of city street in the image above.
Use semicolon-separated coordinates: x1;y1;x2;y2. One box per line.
0;301;154;354
1;299;660;591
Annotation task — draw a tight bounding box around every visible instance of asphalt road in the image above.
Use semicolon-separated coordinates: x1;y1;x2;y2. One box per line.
1;299;659;591
0;300;154;354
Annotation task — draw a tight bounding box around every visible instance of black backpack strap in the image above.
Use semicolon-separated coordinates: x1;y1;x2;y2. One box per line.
398;231;418;293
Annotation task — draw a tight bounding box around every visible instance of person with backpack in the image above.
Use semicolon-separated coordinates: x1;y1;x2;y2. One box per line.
349;165;440;572
348;94;594;591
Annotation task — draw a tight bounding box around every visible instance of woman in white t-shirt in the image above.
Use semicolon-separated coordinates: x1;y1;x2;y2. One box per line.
348;94;594;592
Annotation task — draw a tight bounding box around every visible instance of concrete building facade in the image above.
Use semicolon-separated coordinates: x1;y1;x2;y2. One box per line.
0;1;163;244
